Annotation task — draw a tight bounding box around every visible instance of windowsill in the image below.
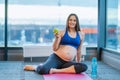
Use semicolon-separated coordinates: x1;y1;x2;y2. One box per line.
102;48;120;55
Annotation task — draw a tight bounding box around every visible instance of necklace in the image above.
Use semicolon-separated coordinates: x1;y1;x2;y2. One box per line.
68;31;76;38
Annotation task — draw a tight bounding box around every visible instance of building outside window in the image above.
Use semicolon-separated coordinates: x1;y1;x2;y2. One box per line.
6;0;98;47
0;0;5;47
106;0;120;52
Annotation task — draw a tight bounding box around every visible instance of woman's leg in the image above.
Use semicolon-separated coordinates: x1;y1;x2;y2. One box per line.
24;54;57;73
35;53;67;74
49;65;75;74
24;53;63;74
50;62;88;74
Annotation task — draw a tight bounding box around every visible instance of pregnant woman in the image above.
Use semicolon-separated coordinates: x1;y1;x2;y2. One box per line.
24;13;88;74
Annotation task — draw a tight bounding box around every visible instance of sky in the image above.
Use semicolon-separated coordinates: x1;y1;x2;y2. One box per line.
0;4;98;25
0;0;119;25
0;0;98;7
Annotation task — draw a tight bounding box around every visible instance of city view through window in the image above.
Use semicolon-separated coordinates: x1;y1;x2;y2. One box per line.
0;0;98;47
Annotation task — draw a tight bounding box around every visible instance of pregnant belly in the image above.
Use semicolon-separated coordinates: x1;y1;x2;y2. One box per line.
55;45;77;61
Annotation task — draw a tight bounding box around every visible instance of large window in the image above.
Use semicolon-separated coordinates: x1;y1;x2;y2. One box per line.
0;0;5;47
7;0;98;47
106;0;120;52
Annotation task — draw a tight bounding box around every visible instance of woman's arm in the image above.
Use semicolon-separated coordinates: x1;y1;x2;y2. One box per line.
76;31;85;63
52;30;63;51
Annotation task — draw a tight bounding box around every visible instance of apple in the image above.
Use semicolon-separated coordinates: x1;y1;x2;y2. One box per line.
53;28;59;34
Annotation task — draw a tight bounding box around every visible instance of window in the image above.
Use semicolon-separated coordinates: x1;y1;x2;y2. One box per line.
8;0;98;47
106;0;120;52
0;0;5;47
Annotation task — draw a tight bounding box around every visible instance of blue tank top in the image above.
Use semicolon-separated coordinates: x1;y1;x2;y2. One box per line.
60;30;80;49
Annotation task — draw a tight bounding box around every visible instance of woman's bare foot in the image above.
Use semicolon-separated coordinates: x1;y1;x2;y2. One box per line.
24;65;36;71
49;68;57;74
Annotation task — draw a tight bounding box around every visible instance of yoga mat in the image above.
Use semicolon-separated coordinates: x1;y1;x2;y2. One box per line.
43;73;92;80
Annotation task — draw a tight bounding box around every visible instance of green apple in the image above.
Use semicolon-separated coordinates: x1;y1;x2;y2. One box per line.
53;28;59;34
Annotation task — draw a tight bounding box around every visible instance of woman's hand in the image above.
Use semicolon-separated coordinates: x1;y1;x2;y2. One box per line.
53;30;62;51
53;28;61;38
54;32;61;38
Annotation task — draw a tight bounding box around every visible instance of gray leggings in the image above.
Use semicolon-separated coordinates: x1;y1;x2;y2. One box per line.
36;53;87;74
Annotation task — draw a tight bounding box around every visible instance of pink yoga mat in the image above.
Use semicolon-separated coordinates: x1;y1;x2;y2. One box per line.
43;73;92;80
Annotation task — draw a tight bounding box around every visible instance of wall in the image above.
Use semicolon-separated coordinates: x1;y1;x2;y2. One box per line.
102;49;120;71
0;46;97;61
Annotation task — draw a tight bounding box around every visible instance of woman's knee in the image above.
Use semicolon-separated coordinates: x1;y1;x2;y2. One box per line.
74;63;88;74
36;65;49;74
81;63;88;72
